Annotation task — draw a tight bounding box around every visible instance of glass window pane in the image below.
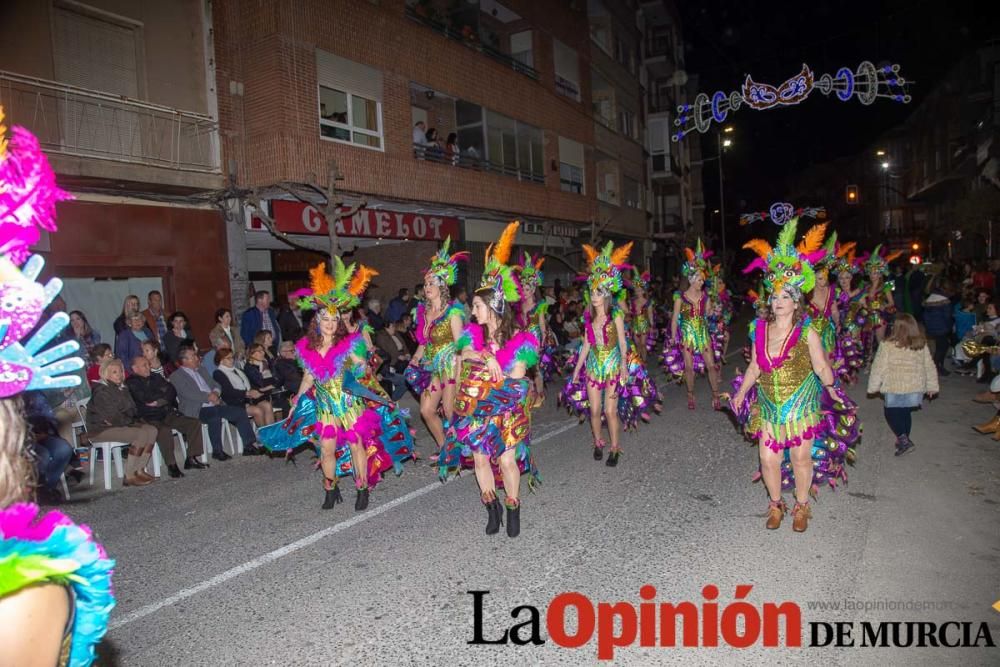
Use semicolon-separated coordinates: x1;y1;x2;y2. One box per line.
352;132;381;149
502;133;517;169
319;87;348;124
457;126;484;161
456;100;483;127
321;124;350;141
351;96;378;131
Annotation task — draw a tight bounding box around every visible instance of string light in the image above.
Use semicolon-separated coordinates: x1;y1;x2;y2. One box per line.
739;202;826;226
673;61;912;141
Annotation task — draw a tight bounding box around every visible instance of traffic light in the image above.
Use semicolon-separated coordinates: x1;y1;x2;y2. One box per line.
845;184;859;204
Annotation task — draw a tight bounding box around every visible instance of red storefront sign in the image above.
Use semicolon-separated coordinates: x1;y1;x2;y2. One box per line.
250;200;460;241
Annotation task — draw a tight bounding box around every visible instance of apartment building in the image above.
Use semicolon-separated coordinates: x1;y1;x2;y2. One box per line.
0;0;226;341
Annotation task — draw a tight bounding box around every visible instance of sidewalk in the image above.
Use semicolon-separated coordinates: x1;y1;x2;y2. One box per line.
838;366;1000;664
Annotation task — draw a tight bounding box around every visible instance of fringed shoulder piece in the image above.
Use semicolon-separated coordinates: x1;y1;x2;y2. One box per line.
496;331;540;373
0;503;115;667
443;301;466;323
295;331;366;380
455;323;485;353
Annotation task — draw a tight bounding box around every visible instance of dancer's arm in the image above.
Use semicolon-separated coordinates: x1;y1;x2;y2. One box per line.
292;369;315;407
831;300;840;328
572;340;590;382
411;344;425;365
670;296;681;341
615;313;628;382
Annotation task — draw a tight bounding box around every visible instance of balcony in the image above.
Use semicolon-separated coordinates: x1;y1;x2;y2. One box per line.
0;70;220;179
412;144;544;185
404;5;539;81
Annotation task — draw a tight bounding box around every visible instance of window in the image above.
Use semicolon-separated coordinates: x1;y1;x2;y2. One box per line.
516;122;544;183
319;86;382;148
618;107;636;140
648;117;669;172
316;50;384;150
558;136;585;194
510;30;533;69
456;99;485;162
623;177;641;209
553;40;581;101
592;71;615;129
486;110;518;175
597;160;620;205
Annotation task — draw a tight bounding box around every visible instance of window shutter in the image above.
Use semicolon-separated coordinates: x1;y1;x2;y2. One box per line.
316;50;382;102
558;136;584;168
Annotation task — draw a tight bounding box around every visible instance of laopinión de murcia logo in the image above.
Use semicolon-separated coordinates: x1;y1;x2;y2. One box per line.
467;585;996;660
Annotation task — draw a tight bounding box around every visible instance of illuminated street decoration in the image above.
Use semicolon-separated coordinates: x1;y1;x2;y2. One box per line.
739;203;826;227
673;61;911;142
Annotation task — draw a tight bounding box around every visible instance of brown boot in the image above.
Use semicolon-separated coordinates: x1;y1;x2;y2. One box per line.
973;391;1000;404
992;429;1000;442
792;501;812;532
972;416;1000;434
765;499;787;530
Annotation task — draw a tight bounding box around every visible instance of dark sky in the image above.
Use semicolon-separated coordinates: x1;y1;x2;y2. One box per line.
678;0;996;213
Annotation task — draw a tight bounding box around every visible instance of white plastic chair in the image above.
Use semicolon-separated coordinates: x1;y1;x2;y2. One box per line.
199;422;240;463
87;440;130;491
59;473;71;501
68;397;90;450
149;429;190;476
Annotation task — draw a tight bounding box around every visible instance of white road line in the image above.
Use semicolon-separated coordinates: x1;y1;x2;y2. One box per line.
108;418;581;631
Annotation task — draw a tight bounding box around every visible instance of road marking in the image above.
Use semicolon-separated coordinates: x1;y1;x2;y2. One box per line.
108;418;580;630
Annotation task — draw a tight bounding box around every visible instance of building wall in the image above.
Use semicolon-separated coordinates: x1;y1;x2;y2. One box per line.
213;0;609;225
46;200;231;347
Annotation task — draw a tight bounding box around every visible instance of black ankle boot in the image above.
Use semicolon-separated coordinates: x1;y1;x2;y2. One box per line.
322;484;343;510
606;450;620;467
485;499;502;535
355;487;370;511
506;503;520;538
593;445;603;461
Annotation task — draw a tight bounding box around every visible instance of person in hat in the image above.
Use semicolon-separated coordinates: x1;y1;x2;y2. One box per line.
832;240;866;382
731;219;861;533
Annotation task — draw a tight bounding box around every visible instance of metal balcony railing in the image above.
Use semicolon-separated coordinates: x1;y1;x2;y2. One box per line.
0;70;220;174
412;143;544;185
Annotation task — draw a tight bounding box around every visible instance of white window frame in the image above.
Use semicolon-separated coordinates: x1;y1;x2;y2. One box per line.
560;162;585;195
318;84;384;152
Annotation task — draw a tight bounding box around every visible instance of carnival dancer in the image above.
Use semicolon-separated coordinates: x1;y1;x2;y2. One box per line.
289;261;399;511
629;269;657;362
730;219;861;532
707;264;733;362
565;241;633;465
516;251;554;406
807;227;841;364
407;237;467;455
0;105;115;666
664;240;722;410
860;244;902;359
447;221;540;537
832;241;866;382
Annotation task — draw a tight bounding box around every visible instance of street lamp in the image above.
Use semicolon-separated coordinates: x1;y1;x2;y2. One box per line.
880;161;890;170
876;149;886;156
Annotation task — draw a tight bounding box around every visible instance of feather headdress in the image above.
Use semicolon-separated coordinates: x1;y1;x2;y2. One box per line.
424;235;469;287
828;236;859;276
859;244;903;277
516;250;545;296
681;239;713;279
630;268;651;293
742;217;828;299
582;240;632;301
477;221;521;314
296;257;378;313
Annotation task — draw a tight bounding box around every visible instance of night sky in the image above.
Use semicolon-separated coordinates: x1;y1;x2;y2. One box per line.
678;0;995;223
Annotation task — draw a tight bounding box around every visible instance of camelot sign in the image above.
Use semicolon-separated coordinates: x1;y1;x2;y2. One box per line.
250;200;461;241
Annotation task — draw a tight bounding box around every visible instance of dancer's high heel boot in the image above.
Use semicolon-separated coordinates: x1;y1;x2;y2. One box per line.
505;501;520;538
485;498;503;535
355;487;370;511
322;481;343;510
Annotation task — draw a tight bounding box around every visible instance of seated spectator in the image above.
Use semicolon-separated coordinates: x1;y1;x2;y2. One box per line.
954;296;977;342
214;348;274;428
398;311;418;355
169;347;263;459
86;344;113;386
141;339;175;378
112;294;141;335
385;288;410;324
126;355;206;477
86;359;158;487
162;312;193;363
209;308;245;362
115;312;151;368
274;341;303;396
412;120;428;158
366;298;385;331
69;310;101;359
374;320;411;400
23;392;77;502
253;330;278;362
245;343;283;411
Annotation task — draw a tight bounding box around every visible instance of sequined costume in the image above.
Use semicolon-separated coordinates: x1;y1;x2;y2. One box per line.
662;291;715;380
438;325;540;487
836;288;867;380
521;301;558;384
295;334;395;487
730;318;860;494
409;301;465;393
807;287;837;354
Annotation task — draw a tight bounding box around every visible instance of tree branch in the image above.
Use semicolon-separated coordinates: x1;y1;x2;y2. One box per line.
246;190;329;256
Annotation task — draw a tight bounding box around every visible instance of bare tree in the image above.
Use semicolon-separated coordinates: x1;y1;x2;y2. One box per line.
539;216;613;272
245;159;367;262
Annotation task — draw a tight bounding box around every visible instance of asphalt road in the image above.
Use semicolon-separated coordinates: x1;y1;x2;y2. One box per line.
58;354;1000;666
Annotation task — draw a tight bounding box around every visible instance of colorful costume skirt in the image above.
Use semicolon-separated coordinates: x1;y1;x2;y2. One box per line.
729;377;861;494
438;363;539;489
585;344;622;389
662;333;712;381
560;345;658;431
404;362;432;395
